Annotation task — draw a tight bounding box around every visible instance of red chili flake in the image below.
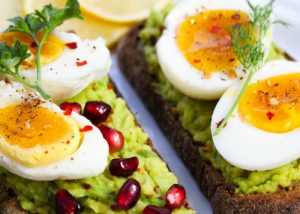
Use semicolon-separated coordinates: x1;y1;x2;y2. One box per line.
216;119;227;128
193;59;201;64
63;107;72;115
66;140;70;145
65;42;78;49
210;25;221;33
266;111;275;120
82;183;91;190
80;125;93;132
30;42;37;54
76;60;87;67
107;83;114;90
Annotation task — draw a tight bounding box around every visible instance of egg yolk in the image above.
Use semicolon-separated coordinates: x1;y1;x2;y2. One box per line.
0;102;81;167
0;32;65;68
176;10;249;78
239;73;300;133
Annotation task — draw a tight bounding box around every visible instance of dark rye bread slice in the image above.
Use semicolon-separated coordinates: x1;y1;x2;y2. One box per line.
0;79;189;214
117;23;300;214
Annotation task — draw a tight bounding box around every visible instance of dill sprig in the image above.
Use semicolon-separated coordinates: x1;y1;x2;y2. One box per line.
4;0;82;99
213;0;275;136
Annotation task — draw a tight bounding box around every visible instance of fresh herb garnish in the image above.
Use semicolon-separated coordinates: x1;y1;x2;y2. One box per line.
4;0;82;99
213;0;275;136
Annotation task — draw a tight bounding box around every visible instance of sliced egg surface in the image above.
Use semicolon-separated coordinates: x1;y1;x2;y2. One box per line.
0;80;108;181
0;31;111;101
156;0;273;100
211;60;300;171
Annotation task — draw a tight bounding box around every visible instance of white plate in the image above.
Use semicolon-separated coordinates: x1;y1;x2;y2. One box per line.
112;0;300;213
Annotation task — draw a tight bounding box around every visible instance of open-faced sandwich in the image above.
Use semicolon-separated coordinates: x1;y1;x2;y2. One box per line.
0;0;195;213
118;0;300;213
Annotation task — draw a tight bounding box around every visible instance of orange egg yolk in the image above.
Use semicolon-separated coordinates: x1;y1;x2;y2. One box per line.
0;32;65;68
176;10;249;78
239;73;300;133
0;102;81;167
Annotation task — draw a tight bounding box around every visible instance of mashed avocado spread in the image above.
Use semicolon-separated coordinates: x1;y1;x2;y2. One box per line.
139;9;299;195
0;76;194;214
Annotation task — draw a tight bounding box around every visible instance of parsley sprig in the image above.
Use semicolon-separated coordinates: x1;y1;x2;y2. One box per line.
3;0;82;99
213;0;275;136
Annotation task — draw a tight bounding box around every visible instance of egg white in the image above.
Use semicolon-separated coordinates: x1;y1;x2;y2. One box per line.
0;81;109;181
156;0;273;100
211;60;300;171
16;31;111;101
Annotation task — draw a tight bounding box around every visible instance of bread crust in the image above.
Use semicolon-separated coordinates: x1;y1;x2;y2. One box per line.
117;23;300;214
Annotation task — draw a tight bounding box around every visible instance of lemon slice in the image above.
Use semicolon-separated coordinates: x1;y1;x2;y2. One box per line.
22;0;133;47
0;0;23;31
79;0;170;23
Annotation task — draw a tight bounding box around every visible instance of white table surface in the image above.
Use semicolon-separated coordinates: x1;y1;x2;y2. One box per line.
111;0;300;213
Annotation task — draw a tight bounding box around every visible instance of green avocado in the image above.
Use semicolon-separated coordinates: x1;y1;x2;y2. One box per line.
0;76;195;214
139;9;298;195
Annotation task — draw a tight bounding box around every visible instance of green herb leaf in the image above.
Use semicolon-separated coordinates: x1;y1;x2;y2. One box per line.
5;0;82;99
213;0;275;136
0;41;37;88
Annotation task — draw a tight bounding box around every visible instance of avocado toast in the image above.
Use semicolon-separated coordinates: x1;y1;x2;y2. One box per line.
0;1;195;213
117;3;300;213
0;76;194;214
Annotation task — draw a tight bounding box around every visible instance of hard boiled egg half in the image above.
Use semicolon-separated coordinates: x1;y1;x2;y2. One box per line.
212;60;300;171
156;0;273;100
0;80;108;181
0;31;111;101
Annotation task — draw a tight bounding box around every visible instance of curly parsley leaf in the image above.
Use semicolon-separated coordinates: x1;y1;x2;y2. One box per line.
0;41;39;89
4;0;82;99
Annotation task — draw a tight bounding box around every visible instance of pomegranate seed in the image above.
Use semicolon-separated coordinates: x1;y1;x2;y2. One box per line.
98;124;124;153
143;205;171;214
66;42;78;49
116;178;141;210
109;157;139;177
55;189;81;214
80;125;93;132
84;101;111;124
165;184;186;210
76;60;87;66
60;102;82;114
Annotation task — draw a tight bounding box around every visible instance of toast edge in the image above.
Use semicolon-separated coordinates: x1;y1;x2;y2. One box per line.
117;23;300;214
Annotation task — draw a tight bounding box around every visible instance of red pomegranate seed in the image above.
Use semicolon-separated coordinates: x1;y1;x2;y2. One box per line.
84;101;112;124
109;157;139;177
55;189;81;214
76;60;87;66
80;125;93;132
66;42;78;49
98;124;124;153
143;205;171;214
60;102;82;114
116;178;141;210
165;184;186;210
